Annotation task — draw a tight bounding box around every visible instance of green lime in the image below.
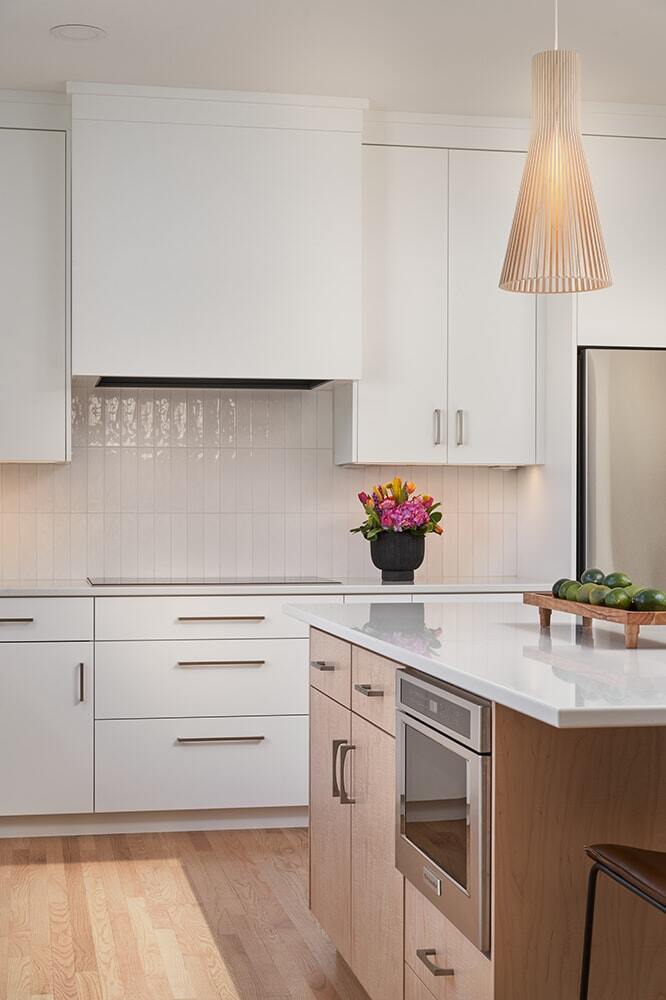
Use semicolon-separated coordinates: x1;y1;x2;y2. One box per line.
577;582;597;604
588;585;611;606
552;578;571;597
557;579;576;599
564;582;583;602
603;572;632;589
604;588;632;610
580;567;605;585
632;589;666;612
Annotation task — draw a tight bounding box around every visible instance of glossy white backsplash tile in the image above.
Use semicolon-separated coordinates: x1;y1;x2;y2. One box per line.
0;386;519;582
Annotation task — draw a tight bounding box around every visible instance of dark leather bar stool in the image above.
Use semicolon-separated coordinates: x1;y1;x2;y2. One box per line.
579;843;666;1000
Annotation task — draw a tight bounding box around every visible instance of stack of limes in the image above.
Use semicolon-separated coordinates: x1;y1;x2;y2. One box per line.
551;570;666;611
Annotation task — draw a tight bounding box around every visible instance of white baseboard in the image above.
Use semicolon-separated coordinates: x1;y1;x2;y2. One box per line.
0;806;308;839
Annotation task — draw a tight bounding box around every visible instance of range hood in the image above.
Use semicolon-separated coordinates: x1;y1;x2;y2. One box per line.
95;377;330;391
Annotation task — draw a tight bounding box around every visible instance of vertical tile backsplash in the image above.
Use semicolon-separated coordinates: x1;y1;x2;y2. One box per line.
0;386;518;582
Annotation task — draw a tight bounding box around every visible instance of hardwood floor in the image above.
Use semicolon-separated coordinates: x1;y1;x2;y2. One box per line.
0;827;369;1000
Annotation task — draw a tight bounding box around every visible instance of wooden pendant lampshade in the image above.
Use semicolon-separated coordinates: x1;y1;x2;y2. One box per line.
499;49;611;293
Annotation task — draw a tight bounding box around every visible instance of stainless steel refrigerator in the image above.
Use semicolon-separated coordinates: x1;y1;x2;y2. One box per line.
579;348;666;585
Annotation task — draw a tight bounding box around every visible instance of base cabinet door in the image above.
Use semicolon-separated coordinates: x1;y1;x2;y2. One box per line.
309;687;352;964
351;713;404;1000
0;643;93;816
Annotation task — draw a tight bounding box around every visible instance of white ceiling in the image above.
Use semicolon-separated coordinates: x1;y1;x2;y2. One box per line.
1;0;665;116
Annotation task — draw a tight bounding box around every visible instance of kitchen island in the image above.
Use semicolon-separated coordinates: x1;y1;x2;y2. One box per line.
288;600;666;1000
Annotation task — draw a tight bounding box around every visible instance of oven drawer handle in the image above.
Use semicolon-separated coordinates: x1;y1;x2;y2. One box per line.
331;739;346;798
354;683;384;698
339;743;356;805
311;660;335;672
177;615;266;622
0;617;34;624
416;949;454;978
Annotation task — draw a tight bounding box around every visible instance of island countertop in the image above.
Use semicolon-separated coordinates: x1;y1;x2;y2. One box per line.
286;599;666;729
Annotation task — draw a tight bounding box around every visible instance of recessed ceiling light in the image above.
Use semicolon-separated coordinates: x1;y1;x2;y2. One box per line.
50;23;107;41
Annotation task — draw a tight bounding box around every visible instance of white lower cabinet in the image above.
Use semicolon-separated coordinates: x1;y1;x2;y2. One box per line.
0;642;93;816
95;638;308;719
95;715;308;813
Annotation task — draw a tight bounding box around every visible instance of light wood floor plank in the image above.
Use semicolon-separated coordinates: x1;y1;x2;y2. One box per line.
0;829;368;1000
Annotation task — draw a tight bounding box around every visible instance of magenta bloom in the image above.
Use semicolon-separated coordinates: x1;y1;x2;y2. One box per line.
358;491;370;505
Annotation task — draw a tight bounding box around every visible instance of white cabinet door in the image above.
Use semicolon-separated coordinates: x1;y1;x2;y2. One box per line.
336;145;447;464
0;130;67;461
72;118;361;381
0;643;93;816
448;149;538;465
578;136;666;348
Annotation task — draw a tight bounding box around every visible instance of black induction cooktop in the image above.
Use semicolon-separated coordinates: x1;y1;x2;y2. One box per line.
87;576;341;586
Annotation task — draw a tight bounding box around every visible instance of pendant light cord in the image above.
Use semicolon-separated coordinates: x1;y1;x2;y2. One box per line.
554;0;559;49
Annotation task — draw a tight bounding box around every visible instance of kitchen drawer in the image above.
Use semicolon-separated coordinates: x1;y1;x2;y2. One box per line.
95;595;342;640
95;638;308;719
95;715;308;812
309;628;351;707
405;880;492;1000
406;964;437;1000
351;646;399;736
0;598;92;642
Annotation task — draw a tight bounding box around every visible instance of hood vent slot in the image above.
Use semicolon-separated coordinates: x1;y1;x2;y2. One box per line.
95;377;329;391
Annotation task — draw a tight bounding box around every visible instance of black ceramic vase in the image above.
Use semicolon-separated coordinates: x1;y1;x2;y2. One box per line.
370;531;425;583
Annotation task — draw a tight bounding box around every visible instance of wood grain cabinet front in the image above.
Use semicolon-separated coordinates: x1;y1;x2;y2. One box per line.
351;645;399;735
405;880;492;1000
309;628;352;707
309;686;353;964
350;713;404;1000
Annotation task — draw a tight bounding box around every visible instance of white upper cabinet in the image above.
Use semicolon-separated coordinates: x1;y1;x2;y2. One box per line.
69;85;363;381
448;148;538;465
0;129;68;462
335;145;448;464
578;136;666;348
335;143;539;466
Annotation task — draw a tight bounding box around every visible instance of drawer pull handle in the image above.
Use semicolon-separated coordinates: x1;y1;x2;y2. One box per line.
176;736;265;745
339;743;355;805
311;660;334;672
416;949;454;978
78;662;85;703
177;615;266;622
354;683;384;698
332;739;347;798
0;617;34;624
177;660;265;667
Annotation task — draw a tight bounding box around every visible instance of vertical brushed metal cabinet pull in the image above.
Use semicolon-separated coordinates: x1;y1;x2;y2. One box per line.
310;660;334;672
416;949;454;977
354;683;384;698
433;408;443;445
339;743;356;805
456;409;464;446
331;739;346;798
78;662;85;703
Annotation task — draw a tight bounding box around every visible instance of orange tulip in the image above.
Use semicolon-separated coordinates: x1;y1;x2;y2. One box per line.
406;481;416;493
434;524;444;535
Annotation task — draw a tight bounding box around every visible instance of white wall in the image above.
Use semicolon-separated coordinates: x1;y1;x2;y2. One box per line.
517;297;578;581
0;386;520;583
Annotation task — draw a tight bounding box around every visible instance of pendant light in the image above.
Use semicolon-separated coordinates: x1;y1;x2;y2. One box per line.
499;0;611;293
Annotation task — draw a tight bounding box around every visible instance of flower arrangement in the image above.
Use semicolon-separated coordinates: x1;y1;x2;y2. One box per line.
351;477;443;541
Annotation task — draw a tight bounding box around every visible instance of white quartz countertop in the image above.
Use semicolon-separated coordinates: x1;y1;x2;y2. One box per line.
0;577;549;598
286;600;666;729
